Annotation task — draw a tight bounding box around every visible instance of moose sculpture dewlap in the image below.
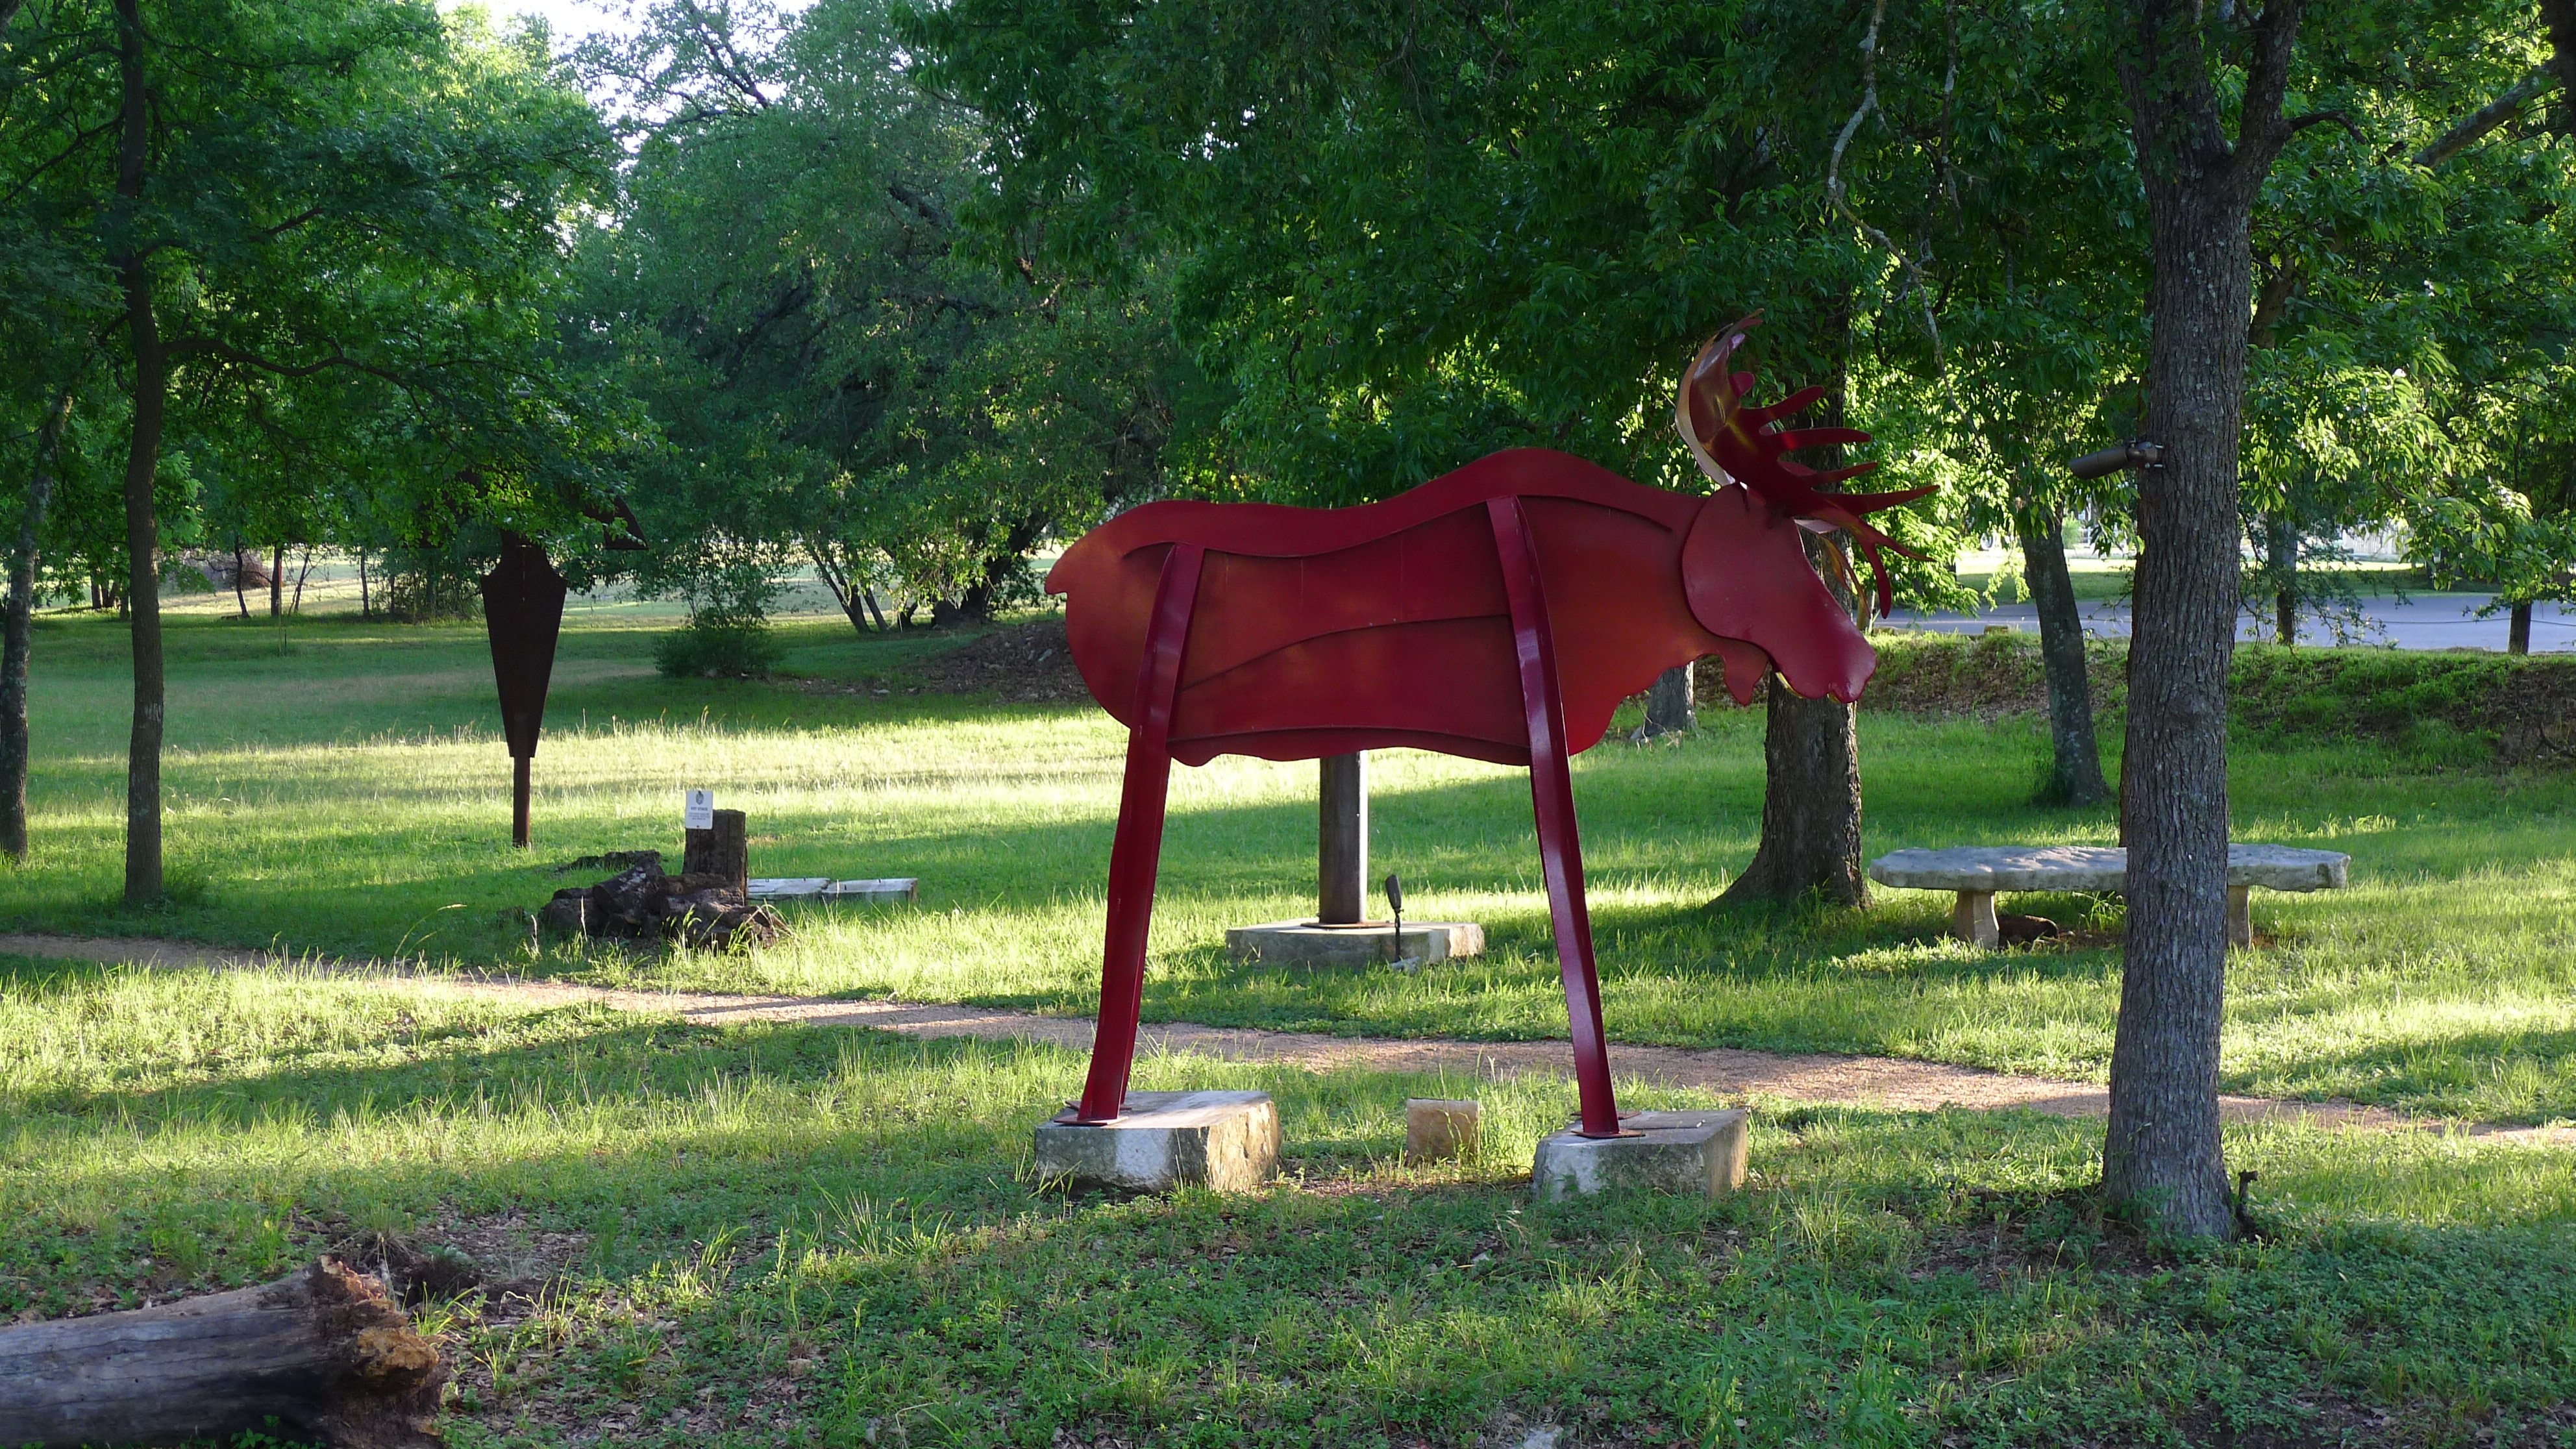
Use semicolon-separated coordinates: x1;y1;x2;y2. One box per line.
1046;318;1931;1138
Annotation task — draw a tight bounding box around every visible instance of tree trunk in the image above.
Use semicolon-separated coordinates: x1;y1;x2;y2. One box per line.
2016;504;2109;806
934;517;1045;626
2266;512;2296;645
0;1258;447;1449
1643;665;1696;737
232;540;249;618
2547;0;2576;103
1720;663;1867;906
0;386;69;861
2508;600;2533;655
291;545;312;613
2103;0;2303;1239
269;542;284;618
359;551;371;617
114;0;166;906
807;544;876;634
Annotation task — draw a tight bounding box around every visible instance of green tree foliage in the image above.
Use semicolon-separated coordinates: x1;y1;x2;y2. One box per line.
910;0;1927;514
576;0;1183;637
1;0;619;898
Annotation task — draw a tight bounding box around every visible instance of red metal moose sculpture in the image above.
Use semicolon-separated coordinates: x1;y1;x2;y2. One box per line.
1046;318;1931;1139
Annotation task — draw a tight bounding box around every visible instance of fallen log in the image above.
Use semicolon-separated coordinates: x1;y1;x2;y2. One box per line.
0;1258;447;1448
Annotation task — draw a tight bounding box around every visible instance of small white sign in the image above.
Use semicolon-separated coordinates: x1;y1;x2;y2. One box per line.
683;788;715;830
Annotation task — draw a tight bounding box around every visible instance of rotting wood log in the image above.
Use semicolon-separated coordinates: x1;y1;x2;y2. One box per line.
0;1257;447;1449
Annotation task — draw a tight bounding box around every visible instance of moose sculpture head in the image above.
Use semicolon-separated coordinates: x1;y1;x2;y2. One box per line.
1671;319;1935;704
1044;316;1933;1137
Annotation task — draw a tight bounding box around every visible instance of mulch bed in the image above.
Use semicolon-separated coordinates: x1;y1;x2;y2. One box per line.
915;617;1091;703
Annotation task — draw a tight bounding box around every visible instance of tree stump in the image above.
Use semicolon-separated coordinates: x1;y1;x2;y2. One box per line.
682;808;749;894
0;1257;448;1448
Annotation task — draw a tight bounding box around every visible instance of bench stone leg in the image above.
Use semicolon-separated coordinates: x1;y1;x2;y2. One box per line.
2227;885;2253;948
1951;891;1999;950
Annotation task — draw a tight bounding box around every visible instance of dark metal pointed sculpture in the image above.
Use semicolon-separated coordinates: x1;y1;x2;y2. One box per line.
1045;317;1933;1137
480;537;569;848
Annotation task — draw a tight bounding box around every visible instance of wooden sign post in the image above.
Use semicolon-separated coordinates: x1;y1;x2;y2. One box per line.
479;538;569;848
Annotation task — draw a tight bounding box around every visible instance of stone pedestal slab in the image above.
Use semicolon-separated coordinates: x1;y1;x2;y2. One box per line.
822;877;919;904
1404;1098;1481;1164
1225;921;1484;967
1531;1109;1749;1202
1033;1090;1280;1193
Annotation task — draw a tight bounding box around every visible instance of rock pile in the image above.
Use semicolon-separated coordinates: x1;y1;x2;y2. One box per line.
539;852;784;950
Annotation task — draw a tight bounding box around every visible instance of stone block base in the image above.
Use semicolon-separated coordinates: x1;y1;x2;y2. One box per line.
823;877;919;904
1405;1098;1481;1164
1224;920;1484;967
1531;1109;1749;1202
1033;1090;1280;1193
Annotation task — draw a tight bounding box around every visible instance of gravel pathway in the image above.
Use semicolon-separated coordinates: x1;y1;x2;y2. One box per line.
6;932;2564;1146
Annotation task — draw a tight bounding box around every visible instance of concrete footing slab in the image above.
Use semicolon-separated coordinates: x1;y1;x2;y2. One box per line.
1405;1098;1481;1164
1531;1109;1750;1202
823;877;919;904
1225;920;1484;967
1033;1090;1280;1193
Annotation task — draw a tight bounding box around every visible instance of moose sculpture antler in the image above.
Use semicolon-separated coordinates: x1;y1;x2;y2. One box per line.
1045;317;1929;1138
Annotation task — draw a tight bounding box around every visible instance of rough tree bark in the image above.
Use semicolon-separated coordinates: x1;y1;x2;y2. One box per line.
933;515;1045;626
0;1258;447;1449
2509;601;2533;654
270;541;284;617
1718;527;1868;907
1642;665;1696;737
2015;504;2110;806
113;0;167;906
2103;0;2305;1238
2549;0;2576;103
1;386;69;861
2264;512;2297;645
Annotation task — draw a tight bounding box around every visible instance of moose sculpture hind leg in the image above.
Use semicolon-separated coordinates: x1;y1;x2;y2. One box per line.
1072;543;1206;1124
1487;499;1627;1139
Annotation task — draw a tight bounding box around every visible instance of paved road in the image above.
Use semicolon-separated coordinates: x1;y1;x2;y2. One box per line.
1889;593;2575;651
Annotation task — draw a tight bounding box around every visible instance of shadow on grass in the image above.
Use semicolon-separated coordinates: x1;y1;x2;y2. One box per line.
10;1006;2575;1447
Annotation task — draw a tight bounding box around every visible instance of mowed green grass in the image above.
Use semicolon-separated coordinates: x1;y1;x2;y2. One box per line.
4;963;2573;1448
4;607;2575;1446
1;606;2571;1124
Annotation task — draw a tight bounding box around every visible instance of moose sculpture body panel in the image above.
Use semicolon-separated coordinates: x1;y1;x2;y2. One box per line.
1046;320;1929;1138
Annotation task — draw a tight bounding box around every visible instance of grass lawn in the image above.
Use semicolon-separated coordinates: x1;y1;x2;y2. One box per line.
1;603;2572;1446
0;606;2569;1124
5;963;2573;1448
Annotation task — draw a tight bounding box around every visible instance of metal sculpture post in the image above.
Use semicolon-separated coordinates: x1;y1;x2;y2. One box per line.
480;538;569;848
1045;317;1932;1137
1317;752;1367;924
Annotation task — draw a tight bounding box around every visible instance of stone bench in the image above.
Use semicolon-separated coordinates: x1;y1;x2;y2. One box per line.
1866;844;2351;949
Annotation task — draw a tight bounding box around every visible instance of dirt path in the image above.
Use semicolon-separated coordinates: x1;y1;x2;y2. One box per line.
7;931;2566;1146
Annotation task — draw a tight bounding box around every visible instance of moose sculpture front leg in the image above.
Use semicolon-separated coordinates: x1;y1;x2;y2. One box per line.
1073;543;1206;1123
1488;499;1626;1139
